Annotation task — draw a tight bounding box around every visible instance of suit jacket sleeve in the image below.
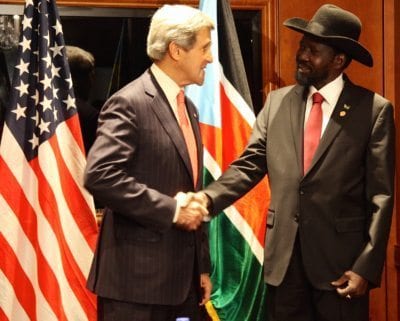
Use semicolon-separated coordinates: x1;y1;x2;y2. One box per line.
84;93;176;232
352;97;395;286
203;90;275;214
203;87;292;214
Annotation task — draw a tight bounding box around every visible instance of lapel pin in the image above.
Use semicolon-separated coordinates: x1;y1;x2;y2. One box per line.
343;104;351;110
339;111;346;117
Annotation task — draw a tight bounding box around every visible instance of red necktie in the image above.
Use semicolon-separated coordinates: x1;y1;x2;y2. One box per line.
303;92;324;173
177;90;198;186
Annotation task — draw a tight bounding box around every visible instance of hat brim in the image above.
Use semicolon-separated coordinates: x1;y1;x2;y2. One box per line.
284;18;373;67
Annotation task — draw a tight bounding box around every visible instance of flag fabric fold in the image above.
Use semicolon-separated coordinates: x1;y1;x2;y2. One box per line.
0;1;98;320
187;0;271;320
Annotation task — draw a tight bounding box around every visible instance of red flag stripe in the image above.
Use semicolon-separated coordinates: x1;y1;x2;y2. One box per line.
199;123;222;165
32;149;95;319
232;184;269;245
0;192;60;321
0;154;70;321
64;104;86;157
199;83;253;170
0;303;11;321
0;234;37;321
60;118;97;216
220;83;253;168
46;129;97;317
0;272;28;321
32;157;95;320
0;127;93;320
47;125;97;254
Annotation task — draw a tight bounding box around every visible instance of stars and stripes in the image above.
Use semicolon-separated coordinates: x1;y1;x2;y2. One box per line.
0;1;98;320
6;0;77;159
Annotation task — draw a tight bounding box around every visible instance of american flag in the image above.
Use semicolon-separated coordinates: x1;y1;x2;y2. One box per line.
0;0;98;320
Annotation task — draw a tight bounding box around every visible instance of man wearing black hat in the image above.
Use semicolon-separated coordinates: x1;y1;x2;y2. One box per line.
187;4;395;321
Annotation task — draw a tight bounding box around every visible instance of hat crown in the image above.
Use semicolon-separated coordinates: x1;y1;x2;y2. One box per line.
308;4;361;41
283;4;373;67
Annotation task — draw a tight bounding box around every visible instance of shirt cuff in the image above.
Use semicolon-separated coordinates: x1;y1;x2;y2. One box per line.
173;192;187;223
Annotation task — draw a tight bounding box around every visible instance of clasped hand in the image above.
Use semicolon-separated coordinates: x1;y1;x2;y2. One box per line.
174;192;209;231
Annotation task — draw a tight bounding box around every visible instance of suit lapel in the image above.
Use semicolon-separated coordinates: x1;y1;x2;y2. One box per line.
289;85;307;176
143;71;194;183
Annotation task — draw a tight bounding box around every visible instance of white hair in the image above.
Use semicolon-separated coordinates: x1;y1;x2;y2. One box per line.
147;4;215;61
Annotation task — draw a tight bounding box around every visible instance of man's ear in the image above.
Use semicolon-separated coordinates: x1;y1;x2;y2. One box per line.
168;41;181;61
334;53;347;70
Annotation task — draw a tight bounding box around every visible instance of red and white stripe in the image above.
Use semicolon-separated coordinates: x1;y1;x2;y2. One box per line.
0;115;98;321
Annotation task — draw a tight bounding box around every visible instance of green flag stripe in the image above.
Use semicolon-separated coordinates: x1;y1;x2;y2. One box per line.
204;168;267;321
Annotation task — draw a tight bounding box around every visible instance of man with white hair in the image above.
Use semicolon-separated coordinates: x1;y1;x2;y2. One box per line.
84;5;214;321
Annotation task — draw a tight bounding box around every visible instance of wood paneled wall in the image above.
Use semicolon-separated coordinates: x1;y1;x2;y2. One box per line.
277;0;383;93
0;0;398;320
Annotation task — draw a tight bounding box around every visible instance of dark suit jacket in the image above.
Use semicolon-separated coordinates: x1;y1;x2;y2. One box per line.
84;69;210;305
203;76;395;290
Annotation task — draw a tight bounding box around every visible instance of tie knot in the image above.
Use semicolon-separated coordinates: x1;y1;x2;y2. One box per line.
177;90;185;105
312;92;324;104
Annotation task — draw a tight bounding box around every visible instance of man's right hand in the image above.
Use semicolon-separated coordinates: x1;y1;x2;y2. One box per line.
175;192;208;231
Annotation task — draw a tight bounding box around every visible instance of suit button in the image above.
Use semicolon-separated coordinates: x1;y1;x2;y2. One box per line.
300;190;304;195
294;214;300;222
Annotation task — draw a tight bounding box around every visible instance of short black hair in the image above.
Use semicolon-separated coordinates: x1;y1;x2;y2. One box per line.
66;46;95;100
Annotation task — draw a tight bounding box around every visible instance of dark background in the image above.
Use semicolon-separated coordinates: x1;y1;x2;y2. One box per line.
0;6;263;126
60;7;262;112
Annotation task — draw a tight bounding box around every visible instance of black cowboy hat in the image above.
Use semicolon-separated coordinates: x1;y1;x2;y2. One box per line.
283;4;373;67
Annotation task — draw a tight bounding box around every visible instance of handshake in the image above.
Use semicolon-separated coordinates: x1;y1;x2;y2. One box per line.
174;192;210;231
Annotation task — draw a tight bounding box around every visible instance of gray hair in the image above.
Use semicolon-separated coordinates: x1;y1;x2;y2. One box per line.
147;5;215;61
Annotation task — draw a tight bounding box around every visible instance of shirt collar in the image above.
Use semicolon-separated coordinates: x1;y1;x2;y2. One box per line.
150;63;181;107
309;73;344;107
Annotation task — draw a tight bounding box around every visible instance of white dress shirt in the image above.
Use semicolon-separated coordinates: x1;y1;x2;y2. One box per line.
150;63;193;223
305;73;344;137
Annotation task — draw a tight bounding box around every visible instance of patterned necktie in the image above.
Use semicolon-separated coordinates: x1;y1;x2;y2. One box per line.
177;90;198;186
303;92;324;173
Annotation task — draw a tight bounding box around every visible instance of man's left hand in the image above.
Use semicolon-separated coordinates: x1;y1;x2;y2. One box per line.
331;270;369;299
199;273;212;306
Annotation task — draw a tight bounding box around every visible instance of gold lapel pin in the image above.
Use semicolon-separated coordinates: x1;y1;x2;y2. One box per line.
339;111;346;117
